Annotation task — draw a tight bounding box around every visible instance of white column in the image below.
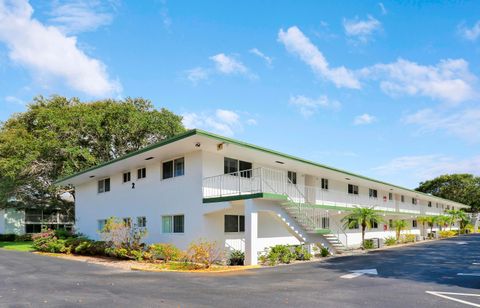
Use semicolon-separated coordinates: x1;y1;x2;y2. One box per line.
244;199;258;265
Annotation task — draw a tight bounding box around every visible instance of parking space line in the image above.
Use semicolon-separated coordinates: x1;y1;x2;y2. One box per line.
426;291;480;307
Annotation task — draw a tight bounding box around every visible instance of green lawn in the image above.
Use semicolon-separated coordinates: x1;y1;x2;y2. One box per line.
0;241;34;252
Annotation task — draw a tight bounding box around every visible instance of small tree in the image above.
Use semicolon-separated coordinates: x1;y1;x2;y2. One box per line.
436;215;450;231
187;239;224;268
100;217;147;250
393;220;408;243
426;216;438;237
341;207;382;248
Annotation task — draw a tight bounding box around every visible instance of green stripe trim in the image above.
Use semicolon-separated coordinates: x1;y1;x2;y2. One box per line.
203;193;288;204
54;128;467;208
314;229;332;235
54;129;197;185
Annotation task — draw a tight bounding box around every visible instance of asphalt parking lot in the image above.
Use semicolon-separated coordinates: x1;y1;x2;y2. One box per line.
0;235;479;307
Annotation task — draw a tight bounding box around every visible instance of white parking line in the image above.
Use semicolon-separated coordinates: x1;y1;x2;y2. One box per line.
426;291;480;307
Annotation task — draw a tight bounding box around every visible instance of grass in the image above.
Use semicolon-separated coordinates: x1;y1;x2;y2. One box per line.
0;241;34;252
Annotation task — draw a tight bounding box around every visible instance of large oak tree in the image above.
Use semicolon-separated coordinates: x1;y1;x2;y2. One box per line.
0;96;185;217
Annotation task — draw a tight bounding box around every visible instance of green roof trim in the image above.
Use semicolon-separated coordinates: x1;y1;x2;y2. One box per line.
54;128;467;207
54;129;198;185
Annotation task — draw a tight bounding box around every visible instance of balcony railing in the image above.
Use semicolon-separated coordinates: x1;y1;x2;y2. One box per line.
203;167;431;214
25;213;73;224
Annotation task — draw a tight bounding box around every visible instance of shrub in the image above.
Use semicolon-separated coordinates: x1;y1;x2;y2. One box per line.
363;239;374;249
439;230;456;238
320;247;330;257
54;229;74;240
32;230;57;252
187;239;224;268
74;240;107;256
149;243;183;263
105;247;129;259
14;234;32;242
261;245;295;265
228;250;245;266
294;246;312;261
384;236;396;246
100;217;147;250
402;234;416;243
0;234;16;241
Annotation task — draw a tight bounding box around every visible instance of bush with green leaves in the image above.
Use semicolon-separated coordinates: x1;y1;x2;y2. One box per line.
402;234;416;243
32;230;65;253
228;249;245;266
294;246;312;261
363;239;374;249
320;247;330;257
0;234;16;241
439;230;456;238
149;243;183;263
262;245;296;266
384;236;396;246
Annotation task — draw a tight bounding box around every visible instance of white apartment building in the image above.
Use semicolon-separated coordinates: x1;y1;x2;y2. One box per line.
55;129;469;265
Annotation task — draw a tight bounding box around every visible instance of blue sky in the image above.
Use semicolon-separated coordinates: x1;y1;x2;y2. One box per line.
1;0;480;188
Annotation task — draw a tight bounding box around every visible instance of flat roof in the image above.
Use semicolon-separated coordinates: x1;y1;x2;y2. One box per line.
55;129;469;208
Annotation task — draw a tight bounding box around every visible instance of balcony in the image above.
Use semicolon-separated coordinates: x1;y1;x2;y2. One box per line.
202;167;400;213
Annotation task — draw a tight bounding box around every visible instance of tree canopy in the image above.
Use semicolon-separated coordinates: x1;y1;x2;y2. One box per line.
415;174;480;212
0;96;185;214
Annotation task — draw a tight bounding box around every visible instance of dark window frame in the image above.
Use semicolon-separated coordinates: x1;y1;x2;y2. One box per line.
224;215;245;233
348;184;359;195
162;157;185;180
321;178;329;190
123;172;131;183
98;178;110;193
287;171;297;184
137;168;146;179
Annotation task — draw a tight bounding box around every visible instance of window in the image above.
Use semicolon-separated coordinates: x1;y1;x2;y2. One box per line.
123;172;131;183
370;219;378;229
389;219;393;229
412;220;418;228
389;193;393;200
348;184;359;195
287;171;297;184
224;157;252;178
137;167;146;179
401;195;405;203
412;198;417;205
348;218;359;229
163;158;185;179
428;201;432;207
321;178;329;190
137;216;146;228
369;189;378;198
97;219;107;231
224;215;245;232
162;215;184;233
321;217;330;229
98;178;110;193
25;224;42;233
123;217;131;227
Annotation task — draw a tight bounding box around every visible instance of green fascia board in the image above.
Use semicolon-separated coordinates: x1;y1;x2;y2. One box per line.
54;129;198;185
315;229;332;235
193;130;467;208
203;192;287;204
54;128;467;208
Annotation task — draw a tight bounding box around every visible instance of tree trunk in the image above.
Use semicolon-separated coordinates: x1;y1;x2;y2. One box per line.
361;227;365;248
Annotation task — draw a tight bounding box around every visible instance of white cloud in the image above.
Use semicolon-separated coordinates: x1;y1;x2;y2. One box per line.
289;95;341;117
48;0;114;34
343;15;381;43
378;3;387;15
373;154;480;182
210;53;248;75
249;48;272;66
185;67;209;85
361;58;477;104
278;26;361;89
459;21;480;41
353;113;376;125
0;0;121;97
5;95;25;105
404;108;480;143
182;109;255;136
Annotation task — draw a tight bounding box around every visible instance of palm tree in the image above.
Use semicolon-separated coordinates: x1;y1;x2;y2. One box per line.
446;210;459;231
447;209;470;234
437;215;450;231
341;207;382;248
417;216;429;239
393;220;408;242
426;215;438;237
